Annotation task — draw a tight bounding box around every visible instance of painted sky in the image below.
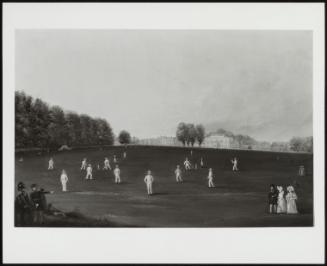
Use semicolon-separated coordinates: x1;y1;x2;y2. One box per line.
16;30;312;141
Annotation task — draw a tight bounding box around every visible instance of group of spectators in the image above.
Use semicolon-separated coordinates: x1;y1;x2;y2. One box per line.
15;182;53;226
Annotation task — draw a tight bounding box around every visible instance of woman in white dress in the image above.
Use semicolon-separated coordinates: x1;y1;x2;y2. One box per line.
276;186;287;213
286;186;298;214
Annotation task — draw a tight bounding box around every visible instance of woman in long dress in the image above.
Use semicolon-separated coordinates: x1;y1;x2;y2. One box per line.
286;186;298;214
276;186;287;213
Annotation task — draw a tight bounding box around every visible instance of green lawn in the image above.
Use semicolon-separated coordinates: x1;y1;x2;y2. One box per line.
15;145;313;227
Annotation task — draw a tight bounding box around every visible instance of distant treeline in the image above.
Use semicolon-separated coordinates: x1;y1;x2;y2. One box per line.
15;91;114;149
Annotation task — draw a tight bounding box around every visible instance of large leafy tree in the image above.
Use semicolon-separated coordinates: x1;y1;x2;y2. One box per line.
186;123;197;146
195;124;205;146
176;122;188;146
118;130;131;145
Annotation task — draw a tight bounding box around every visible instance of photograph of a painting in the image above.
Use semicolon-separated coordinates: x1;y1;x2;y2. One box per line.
14;29;313;228
3;3;324;264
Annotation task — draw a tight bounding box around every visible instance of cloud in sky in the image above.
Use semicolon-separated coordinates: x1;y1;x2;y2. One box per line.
16;30;312;141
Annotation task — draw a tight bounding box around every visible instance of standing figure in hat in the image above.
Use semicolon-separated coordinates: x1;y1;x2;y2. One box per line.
200;157;204;168
48;157;54;170
85;164;93;180
276;186;287;213
183;157;192;171
114;165;121;184
80;158;87;170
144;170;154;195
268;184;278;213
231;157;238;171
174;165;183;183
60;169;69;192
15;182;32;226
207;168;215;188
286;186;298;214
103;157;111;170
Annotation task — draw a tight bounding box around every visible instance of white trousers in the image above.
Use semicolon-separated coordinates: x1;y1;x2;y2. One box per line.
146;183;153;194
48;164;54;170
81;164;86;170
185;165;191;170
62;182;67;192
208;179;215;188
115;174;121;183
232;165;238;171
86;173;93;179
103;164;111;170
176;174;183;182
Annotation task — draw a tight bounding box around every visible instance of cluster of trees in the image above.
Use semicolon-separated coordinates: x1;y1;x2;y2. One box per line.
15;91;115;149
176;123;205;146
289;136;313;153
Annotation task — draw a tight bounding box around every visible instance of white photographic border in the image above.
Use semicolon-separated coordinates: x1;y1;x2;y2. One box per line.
3;3;325;264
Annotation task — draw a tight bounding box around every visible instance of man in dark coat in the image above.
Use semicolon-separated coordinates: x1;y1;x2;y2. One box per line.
268;184;278;213
15;182;32;226
30;184;53;225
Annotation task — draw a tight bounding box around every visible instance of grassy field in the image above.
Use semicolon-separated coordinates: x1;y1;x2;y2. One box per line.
15;145;313;227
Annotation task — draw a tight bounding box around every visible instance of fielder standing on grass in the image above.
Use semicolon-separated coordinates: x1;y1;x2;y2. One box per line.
86;164;93;180
175;165;183;183
207;168;215;188
231;157;239;171
103;157;111;170
144;170;154;195
80;158;87;170
48;157;54;170
114;165;121;184
60;169;69;192
184;157;192;170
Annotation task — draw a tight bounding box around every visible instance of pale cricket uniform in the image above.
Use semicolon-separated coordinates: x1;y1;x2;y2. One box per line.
114;168;121;183
200;159;204;167
113;156;118;164
86;166;93;180
208;170;215;188
48;159;54;170
60;173;68;192
81;160;87;170
232;159;238;171
144;174;154;195
175;168;183;182
103;159;111;170
123;152;127;159
184;160;191;170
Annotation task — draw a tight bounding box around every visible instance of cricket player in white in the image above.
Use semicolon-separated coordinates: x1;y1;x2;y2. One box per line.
144;170;154;195
103;157;111;170
85;164;93;180
60;169;68;192
231;157;238;171
200;157;204;168
123;151;127;159
113;155;118;164
114;165;121;184
80;158;87;170
184;158;191;170
207;168;215;188
48;158;54;170
175;165;183;183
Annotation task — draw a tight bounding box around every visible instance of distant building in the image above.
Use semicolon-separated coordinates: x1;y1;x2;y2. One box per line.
138;136;182;146
202;134;232;149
